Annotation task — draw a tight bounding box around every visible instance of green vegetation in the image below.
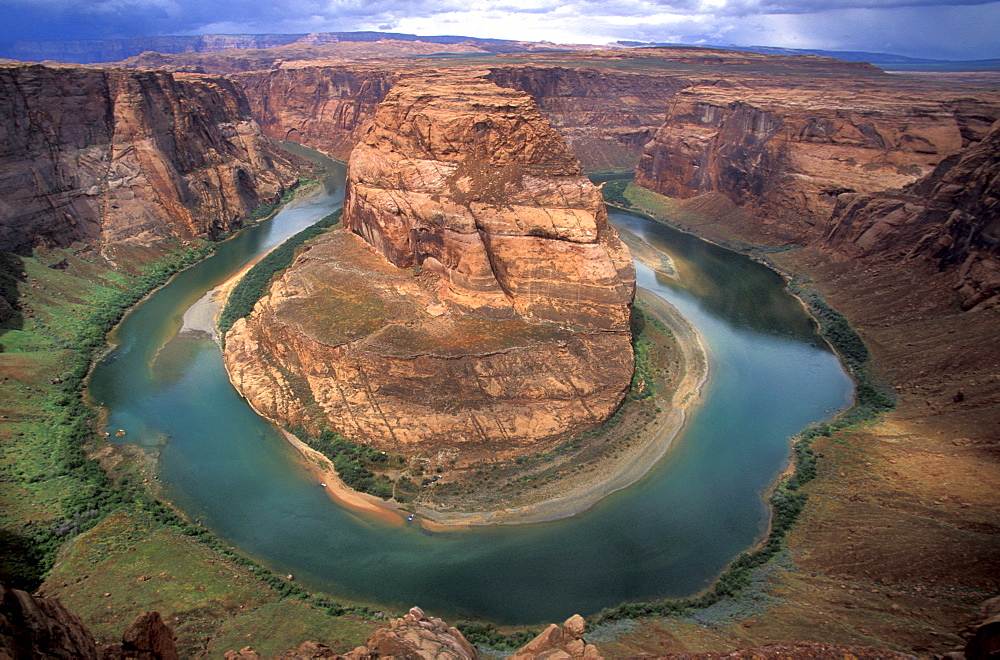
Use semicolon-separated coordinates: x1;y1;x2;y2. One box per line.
626;306;661;402
292;427;395;500
456;621;540;652
1;244;214;590
793;286;896;421
1;182;389;651
601;179;632;208
218;209;342;340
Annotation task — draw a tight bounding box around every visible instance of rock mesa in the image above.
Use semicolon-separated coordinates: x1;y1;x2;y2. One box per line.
224;73;635;461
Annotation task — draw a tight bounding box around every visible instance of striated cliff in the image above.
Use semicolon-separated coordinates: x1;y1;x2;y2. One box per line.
230;66;395;159
634;85;1000;245
484;65;687;171
229;62;679;169
823;118;1000;310
224;73;635;460
0;63;301;254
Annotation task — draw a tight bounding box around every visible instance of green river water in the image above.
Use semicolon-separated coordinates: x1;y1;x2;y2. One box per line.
88;164;853;624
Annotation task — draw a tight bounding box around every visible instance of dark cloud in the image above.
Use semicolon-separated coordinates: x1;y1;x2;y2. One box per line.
0;0;997;60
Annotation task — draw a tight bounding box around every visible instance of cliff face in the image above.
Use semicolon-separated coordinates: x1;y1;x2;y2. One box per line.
0;583;101;658
230;62;689;170
634;87;1000;244
230;67;395;160
0;63;301;254
484;65;688;170
823;118;1000;310
343;72;635;329
224;73;635;459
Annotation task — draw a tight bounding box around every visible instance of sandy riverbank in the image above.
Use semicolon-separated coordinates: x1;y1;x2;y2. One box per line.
265;282;708;529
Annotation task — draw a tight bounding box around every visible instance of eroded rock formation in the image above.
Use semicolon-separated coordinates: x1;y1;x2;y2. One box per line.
0;63;301;254
634;85;1000;245
510;614;602;660
823;118;1000;311
224;73;635;461
0;584;178;659
342;72;634;329
0;583;101;658
230;66;395;159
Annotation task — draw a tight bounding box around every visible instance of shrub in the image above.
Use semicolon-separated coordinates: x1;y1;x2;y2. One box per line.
219;210;342;340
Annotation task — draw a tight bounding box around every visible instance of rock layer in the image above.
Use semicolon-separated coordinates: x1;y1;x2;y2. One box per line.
343;72;634;330
224;73;635;460
231;66;395;159
635;85;1000;244
0;63;301;254
821;118;1000;310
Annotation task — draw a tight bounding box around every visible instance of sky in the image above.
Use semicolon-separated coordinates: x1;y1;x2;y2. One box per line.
2;0;999;61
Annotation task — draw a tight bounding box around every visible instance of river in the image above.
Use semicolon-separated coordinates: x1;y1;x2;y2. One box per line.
88;165;853;625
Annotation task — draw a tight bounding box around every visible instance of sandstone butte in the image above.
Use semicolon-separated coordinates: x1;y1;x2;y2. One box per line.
0;63;302;256
223;72;636;462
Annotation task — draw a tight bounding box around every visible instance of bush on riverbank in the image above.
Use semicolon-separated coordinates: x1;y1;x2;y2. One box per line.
292;427;395;501
218;209;342;341
1;243;214;589
456;622;539;652
2;198;388;626
601;180;631;208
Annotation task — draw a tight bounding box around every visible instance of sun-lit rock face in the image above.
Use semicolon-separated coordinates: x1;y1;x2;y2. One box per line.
634;85;1000;245
343;71;635;331
224;73;636;461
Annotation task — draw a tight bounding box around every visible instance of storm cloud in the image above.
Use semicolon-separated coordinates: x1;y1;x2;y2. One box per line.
1;0;997;60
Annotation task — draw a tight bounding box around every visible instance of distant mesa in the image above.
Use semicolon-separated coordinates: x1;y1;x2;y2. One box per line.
223;72;636;462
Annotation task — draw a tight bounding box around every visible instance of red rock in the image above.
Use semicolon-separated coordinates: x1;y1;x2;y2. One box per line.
0;583;100;659
224;73;635;460
0;62;301;254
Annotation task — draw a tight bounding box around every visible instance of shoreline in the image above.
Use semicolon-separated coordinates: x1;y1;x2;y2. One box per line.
411;288;708;527
271;286;707;530
206;217;709;529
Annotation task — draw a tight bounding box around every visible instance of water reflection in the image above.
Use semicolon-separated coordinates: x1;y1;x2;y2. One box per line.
612;211;819;346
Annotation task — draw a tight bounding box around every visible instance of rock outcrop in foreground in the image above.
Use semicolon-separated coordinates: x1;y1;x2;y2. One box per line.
0;583;178;659
224;73;635;460
0;63;301;254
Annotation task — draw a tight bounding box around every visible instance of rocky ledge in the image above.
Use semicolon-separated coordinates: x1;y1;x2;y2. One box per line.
224;72;635;462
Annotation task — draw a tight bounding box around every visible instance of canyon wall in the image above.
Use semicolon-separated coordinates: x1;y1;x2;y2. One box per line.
230;66;395;160
224;73;636;460
484;65;687;170
229;63;681;169
0;63;301;254
823;118;1000;310
634;86;1000;245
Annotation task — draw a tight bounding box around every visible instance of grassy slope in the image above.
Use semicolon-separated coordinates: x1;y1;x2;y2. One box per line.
0;237;383;656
